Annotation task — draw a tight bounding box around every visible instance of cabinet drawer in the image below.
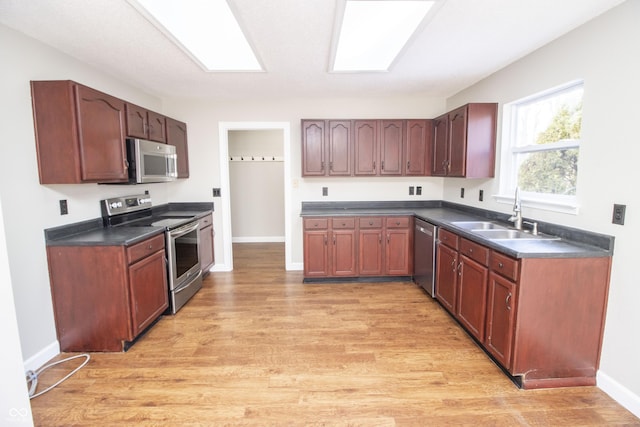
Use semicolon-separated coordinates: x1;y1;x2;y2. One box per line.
127;234;165;264
386;216;410;228
460;238;490;266
304;218;328;230
199;213;213;229
359;217;383;229
491;251;519;281
438;229;459;250
332;217;355;229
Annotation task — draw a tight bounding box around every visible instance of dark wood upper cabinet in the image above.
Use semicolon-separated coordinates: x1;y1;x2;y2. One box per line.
379;120;403;176
404;119;432;176
31;80;190;184
327;121;352;176
166;117;190;178
301;120;352;177
31;80;128;184
125;103;166;143
301;120;327;176
353;120;378;176
432;103;497;178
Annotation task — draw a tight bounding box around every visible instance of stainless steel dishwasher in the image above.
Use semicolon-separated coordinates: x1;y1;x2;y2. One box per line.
413;218;437;297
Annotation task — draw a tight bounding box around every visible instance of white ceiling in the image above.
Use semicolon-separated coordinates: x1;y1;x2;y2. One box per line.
0;0;626;100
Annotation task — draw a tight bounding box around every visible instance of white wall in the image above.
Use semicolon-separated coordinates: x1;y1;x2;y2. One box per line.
229;130;285;242
443;0;640;415
0;25;177;366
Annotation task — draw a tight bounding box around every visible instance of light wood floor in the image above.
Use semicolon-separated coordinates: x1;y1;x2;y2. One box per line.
30;243;639;426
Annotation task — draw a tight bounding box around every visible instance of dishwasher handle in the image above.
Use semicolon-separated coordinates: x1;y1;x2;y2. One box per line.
415;225;434;237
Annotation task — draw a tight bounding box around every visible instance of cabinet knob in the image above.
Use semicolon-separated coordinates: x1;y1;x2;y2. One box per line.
498;262;504;268
468;248;473;253
148;245;153;250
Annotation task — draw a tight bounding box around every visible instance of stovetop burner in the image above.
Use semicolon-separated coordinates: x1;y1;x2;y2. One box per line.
100;194;196;230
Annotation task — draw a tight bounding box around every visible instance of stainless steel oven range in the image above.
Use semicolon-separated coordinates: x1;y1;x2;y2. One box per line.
101;194;202;314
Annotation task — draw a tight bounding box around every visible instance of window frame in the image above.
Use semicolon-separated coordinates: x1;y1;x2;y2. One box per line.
497;80;584;215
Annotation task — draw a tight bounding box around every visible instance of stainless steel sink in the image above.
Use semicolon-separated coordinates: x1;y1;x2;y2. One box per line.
471;229;559;240
451;221;507;230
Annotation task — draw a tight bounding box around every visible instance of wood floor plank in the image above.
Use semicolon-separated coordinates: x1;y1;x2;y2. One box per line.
29;242;639;426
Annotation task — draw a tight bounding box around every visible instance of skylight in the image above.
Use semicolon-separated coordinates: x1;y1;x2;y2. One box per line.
332;0;435;72
128;0;262;72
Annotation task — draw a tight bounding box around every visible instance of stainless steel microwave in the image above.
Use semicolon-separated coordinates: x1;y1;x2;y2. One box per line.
126;138;177;183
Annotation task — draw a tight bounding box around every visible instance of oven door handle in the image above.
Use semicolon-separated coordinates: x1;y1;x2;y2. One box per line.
170;221;199;238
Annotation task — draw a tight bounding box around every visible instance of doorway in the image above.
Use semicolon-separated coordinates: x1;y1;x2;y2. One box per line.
218;122;292;271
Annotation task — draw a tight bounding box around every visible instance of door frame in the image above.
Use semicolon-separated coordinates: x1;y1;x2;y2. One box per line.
218;122;292;271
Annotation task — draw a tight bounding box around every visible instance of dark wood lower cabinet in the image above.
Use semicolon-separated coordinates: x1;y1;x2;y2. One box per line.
303;216;412;280
435;228;612;389
47;234;168;352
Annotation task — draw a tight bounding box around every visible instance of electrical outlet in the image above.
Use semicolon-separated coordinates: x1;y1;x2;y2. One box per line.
479;190;484;201
59;199;68;215
416;186;422;196
612;204;626;225
460;188;465;198
409;186;414;195
212;188;221;197
322;187;328;196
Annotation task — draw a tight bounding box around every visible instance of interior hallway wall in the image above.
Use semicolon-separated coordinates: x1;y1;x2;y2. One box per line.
228;130;285;242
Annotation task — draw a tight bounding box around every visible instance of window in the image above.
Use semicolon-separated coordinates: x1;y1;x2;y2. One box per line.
500;81;583;213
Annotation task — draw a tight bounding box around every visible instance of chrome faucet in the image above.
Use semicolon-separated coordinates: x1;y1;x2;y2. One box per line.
509;187;523;230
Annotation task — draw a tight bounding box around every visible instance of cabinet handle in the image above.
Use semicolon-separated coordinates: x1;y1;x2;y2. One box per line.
321;161;325;171
323;236;327;245
148;244;153;250
333;236;336;245
451;260;456;271
369;220;373;225
373;161;376;170
330;161;333;171
498;262;504;268
506;293;512;310
407;161;410;169
396;221;400;226
381;160;385;171
457;262;462;276
468;248;473;253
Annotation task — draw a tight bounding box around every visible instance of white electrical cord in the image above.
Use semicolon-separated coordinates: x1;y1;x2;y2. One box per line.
26;353;91;399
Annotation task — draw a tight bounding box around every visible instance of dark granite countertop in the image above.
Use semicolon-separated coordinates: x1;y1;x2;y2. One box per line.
45;202;213;247
300;201;614;259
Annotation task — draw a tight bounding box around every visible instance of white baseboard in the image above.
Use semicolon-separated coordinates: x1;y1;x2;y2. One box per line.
23;340;59;372
232;236;285;243
287;262;303;271
598;370;640;418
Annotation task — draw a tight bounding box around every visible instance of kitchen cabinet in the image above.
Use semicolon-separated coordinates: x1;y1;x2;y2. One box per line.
354;120;378;176
456;239;489;342
435;229;458;313
431;103;497;178
166;117;190;178
31;80;128;184
125;103;167;143
198;213;215;275
435;227;612;389
404;119;432;176
303;217;356;277
301;120;352;176
303;215;412;280
379;120;404;176
46;233;168;351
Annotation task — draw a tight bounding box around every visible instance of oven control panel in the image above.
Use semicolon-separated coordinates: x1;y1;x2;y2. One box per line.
101;194;153;217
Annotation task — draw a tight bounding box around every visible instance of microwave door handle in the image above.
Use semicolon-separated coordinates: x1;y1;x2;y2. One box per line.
168;153;178;177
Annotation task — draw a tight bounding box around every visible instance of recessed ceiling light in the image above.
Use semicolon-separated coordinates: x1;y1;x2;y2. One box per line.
128;0;262;72
332;0;435;72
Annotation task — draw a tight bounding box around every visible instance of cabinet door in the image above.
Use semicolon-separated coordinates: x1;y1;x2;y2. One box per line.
456;254;489;341
354;120;378;176
431;114;449;176
75;85;128;182
435;243;458;313
359;228;383;275
166;117;190;178
332;230;357;276
128;250;169;337
199;224;215;274
379;120;403;176
485;272;517;369
125;103;148;139
385;227;411;275
301;120;326;176
448;106;468;177
327;120;352;176
303;230;330;277
147;111;167;143
405;120;431;176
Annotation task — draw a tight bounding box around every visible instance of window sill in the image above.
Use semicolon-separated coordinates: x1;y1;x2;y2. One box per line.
494;194;579;215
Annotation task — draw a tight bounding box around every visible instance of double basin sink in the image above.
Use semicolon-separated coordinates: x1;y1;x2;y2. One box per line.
451;221;559;241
